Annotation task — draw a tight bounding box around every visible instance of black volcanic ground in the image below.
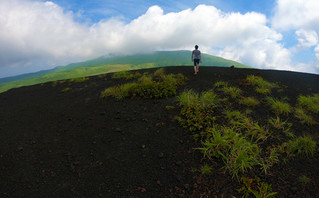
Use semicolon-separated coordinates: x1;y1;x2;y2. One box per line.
0;66;319;197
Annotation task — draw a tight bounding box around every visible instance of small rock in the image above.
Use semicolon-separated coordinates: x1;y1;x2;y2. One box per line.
17;147;23;151
73;161;80;166
175;161;182;166
115;128;121;132
158;152;164;158
179;140;184;144
141;145;146;149
138;187;146;193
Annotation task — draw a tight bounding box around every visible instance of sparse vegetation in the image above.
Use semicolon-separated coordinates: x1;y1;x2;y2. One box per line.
283;136;317;157
2;67;319;197
175;74;318;197
298;175;311;185
69;77;89;83
61;87;72;93
238;97;260;107
238;177;277;198
201;164;213;175
294;107;316;125
177;90;199;106
214;81;228;88
266;97;291;116
199;91;220;107
246;75;278;95
297;94;319;114
101;68;187;99
221;86;242;98
112;71;142;80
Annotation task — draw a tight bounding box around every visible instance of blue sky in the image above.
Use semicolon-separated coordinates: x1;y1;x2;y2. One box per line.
51;0;276;23
0;0;319;78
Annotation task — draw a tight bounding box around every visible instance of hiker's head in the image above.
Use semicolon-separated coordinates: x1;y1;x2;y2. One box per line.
195;45;198;49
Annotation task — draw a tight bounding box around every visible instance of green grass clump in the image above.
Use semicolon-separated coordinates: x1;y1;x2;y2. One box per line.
101;69;187;100
177;90;199;106
201;164;213;175
69;77;89;83
268;117;290;130
165;105;175;110
297;94;319;114
238;177;277;198
267;97;291;116
177;90;219;107
246;75;278;95
258;149;279;174
199;126;260;179
112;71;142;80
255;87;271;95
221;86;242;98
177;105;216;132
153;68;165;78
294;107;316;125
214;81;228;88
199;91;220;107
61;87;72;93
238;97;260;107
284;136;317;157
298;175;311;185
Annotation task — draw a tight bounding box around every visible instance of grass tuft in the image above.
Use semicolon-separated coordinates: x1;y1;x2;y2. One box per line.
246;75;278;95
297;94;319;114
61;87;72;93
101;69;187;100
201;164;213;175
238;97;260;107
177;90;199;106
284;136;317;157
294;107;316;125
221;86;242;98
266;97;291;116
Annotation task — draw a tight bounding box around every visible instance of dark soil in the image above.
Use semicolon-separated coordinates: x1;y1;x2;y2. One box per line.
0;66;319;197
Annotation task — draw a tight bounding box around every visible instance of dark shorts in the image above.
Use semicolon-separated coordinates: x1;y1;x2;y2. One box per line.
194;59;200;66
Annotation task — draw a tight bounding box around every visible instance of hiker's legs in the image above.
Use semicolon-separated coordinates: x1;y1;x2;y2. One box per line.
194;59;199;74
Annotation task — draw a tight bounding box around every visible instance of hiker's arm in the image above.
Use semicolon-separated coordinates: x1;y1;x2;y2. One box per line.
200;54;202;63
191;53;194;62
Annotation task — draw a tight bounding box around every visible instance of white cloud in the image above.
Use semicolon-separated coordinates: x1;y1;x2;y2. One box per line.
296;29;318;48
1;0;317;77
272;0;319;74
272;0;319;30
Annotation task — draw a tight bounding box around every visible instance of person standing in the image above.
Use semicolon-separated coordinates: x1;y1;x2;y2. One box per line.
191;45;202;75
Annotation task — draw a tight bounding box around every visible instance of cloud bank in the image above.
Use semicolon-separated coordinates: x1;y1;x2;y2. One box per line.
0;0;319;78
272;0;319;72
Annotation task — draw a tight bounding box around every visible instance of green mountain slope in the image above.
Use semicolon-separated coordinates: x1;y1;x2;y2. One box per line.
0;51;251;93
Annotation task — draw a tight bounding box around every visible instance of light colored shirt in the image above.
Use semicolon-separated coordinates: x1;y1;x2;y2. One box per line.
192;49;201;59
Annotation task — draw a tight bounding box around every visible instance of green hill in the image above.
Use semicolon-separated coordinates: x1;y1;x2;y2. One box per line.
0;51;251;93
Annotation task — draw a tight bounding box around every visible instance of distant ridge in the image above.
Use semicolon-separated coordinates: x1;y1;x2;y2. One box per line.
0;51;250;93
